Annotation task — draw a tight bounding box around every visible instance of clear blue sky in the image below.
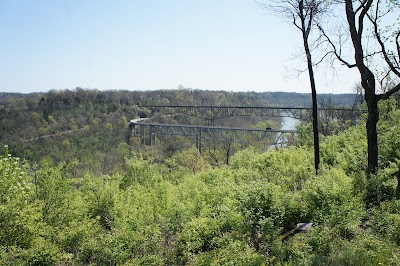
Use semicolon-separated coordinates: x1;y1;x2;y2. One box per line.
0;0;358;93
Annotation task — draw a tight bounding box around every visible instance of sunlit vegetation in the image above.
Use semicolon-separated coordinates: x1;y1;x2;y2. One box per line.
1;89;399;265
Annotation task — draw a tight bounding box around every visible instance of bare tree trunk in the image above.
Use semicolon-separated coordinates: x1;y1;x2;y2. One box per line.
300;0;320;174
365;95;379;175
308;58;320;174
344;0;379;177
225;142;232;165
307;52;320;174
360;64;379;204
261;0;324;173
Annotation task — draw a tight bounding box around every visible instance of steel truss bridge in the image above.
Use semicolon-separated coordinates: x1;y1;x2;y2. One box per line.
140;105;360;126
128;121;296;152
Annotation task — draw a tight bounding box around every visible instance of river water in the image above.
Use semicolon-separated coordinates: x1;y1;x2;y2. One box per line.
279;115;301;131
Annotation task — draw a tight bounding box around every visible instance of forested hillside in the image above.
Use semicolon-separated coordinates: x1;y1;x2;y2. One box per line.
0;88;357;174
1;89;400;265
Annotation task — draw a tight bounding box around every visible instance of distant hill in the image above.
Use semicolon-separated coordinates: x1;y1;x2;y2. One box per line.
0;90;357;107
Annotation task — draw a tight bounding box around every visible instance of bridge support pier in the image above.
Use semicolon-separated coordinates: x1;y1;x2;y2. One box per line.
196;128;202;154
140;126;145;147
150;125;155;146
205;119;215;127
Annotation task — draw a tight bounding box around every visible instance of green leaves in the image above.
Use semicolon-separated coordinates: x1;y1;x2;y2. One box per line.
2;105;400;264
121;157;162;188
0;146;36;249
0;146;30;205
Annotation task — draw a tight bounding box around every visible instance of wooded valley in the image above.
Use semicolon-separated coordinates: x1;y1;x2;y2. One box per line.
1;88;400;265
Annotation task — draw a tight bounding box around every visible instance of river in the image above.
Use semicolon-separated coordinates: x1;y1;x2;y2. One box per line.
279;115;301;131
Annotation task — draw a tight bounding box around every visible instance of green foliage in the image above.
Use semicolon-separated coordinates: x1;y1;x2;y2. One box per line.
279;192;307;231
35;163;71;226
231;147;314;192
370;200;400;245
189;239;264;266
327;233;400;266
320;125;367;174
378;105;400;165
57;218;101;258
0;146;36;248
171;147;210;174
83;174;116;230
2;92;400;264
0;205;36;249
295;122;314;147
20;238;62;266
303;167;365;236
0;146;30;205
272;226;400;265
238;181;285;253
121;156;161;188
0;242;62;266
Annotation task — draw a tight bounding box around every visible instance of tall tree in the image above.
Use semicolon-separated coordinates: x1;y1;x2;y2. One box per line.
319;0;400;176
260;0;329;173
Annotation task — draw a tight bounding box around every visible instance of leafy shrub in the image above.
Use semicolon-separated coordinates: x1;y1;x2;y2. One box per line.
0;146;36;248
231;147;314;192
320;126;367;175
238;182;285;250
0;146;30;205
367;164;399;205
23;238;61;266
0;238;62;266
378;101;400;168
57;218;102;256
328;234;400;266
280;192;308;231
189;239;264;266
121;157;161;188
370;200;400;245
178;216;223;258
171;147;210;174
303;167;365;238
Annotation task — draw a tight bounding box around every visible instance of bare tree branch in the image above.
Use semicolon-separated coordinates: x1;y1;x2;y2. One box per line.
379;68;392;90
357;0;373;39
396;31;400;64
293;14;302;30
366;1;400;78
317;24;357;68
379;83;400;100
313;51;334;66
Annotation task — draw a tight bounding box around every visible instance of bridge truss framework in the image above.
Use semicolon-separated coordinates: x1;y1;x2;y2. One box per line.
129;121;296;153
141;105;360;126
